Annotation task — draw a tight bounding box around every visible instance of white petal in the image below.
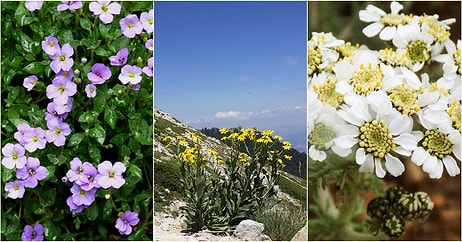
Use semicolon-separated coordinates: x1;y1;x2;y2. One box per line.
442;156;460;177
363;22;384;37
365;5;386;16
389;114;410;135
356;148;366;165
390;1;403;14
331;144;352;157
309;146;326;161
359;154;374;174
429;160;443;179
375;158;386;178
418;91;440;107
334;124;358;137
338;108;363;126
335;135;356;149
394;133;417;150
335;81;353;94
422;155;438;174
385;154;405;177
411;147;429;166
453;143;461;161
392;33;408;49
400;67;422;89
359;10;381;22
379;26;396;40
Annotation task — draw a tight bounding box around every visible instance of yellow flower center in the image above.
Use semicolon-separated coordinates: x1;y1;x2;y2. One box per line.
380;13;411;26
312;78;344;107
406;40;430;64
80;189;87;195
388;84;420;116
128;22;134;28
148;18;153;25
421;129;453;159
101;4;108;12
109;171;115;178
58;85;65;93
447;100;461;132
32;135;39;142
350;63;383;95
59;55;66;61
12;152;18;160
128;72;135;78
309;123;334;150
55;128;62;135
13;185;19;191
28;168;35;175
358;120;395;158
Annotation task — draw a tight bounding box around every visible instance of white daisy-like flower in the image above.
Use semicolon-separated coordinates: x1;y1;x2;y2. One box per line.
359;1;412;40
392;20;435;72
418;14;457;55
309;71;345;108
411;109;461;179
336;96;419;178
422;86;461;134
433;39;461;90
308;99;356;161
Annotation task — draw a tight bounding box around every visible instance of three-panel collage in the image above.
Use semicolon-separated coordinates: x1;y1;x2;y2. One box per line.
0;0;460;241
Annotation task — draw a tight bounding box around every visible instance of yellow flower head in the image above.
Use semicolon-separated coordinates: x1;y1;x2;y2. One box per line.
219;128;230;134
282;141;292;150
262;130;274;136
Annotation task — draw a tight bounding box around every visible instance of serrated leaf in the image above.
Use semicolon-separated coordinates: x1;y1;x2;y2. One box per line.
67;133;85;147
104;108;117;129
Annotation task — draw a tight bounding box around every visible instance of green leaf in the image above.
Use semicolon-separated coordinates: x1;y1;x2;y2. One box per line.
14;4;27;26
98;224;108;238
79;18;92;31
44;221;58;241
67;133;85;147
120;145;131;158
3;70;17;85
104;108;117;129
38;187;56;207
78;111;96;123
58;29;74;44
89;145;101;163
93;94;106;113
95;47;109;57
89;123;106;145
23;62;46;75
103;199;113;219
110;133;128;145
129;163;142;179
84;203;99;221
47;154;59;165
20;31;34;53
82;38;101;49
10;56;24;67
128;138;141;153
5;87;20;104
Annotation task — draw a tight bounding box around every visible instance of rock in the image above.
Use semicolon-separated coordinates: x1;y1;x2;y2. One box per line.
291;224;307;241
233;219;271;241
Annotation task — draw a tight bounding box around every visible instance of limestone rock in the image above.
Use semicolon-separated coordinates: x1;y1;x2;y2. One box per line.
291;224;307;241
233;219;271;241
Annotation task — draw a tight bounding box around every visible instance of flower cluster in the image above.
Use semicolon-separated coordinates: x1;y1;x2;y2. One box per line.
64;158;126;213
119;9;153;38
308;1;461;179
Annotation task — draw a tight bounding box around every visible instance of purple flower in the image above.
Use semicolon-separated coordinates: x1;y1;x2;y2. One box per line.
46;78;77;100
66;196;88;213
85;84;97;98
25;1;43;11
14;123;32;146
16;157;48;188
118;65;143;85
57;1;82;11
87;63;111;85
23;127;47;152
70;183;96;206
128;83;140;91
41;36;60;57
45;102;68;123
1;143;27;169
96;160;126;189
23;75;38;91
45;119;71;146
5;181;25;199
21;224;44;241
140;9;153;33
115;211;140;235
54;69;75;82
109;48;128;66
145;38;153;51
119;14;143;38
50;43;74;73
89;1;121;24
53;96;73;115
66;157;85;183
143;57;153;77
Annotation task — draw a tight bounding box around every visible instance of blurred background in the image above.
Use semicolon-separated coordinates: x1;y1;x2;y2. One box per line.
308;1;461;240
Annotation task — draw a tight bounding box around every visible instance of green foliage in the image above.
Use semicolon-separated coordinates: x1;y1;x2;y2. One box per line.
277;173;307;209
1;1;152;240
166;128;291;232
255;200;306;241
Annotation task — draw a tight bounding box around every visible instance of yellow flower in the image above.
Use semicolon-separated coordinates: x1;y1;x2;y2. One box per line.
277;158;286;168
162;136;172;142
273;135;283;141
284;155;293;161
228;133;239;140
262;130;274;136
256;136;272;144
282;141;291;150
219;128;230;134
189;132;201;142
238;152;252;163
208;148;218;157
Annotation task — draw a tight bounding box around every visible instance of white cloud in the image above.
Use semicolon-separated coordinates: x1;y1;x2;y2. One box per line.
215;111;249;120
283;56;300;67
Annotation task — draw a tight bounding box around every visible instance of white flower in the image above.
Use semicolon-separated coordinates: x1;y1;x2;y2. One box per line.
433;39;461;90
308;102;356;161
411;109;461;179
392;20;435;72
336;96;419;178
359;1;411;40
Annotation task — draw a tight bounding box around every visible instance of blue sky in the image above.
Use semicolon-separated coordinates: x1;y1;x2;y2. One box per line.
154;1;307;151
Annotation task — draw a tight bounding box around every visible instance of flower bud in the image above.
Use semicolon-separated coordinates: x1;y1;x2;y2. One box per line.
74;69;80;76
81;57;88;64
136;57;143;66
